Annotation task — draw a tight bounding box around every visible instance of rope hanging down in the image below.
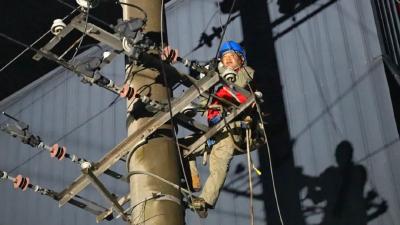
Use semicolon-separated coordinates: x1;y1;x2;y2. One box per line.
245;121;255;225
244;68;286;225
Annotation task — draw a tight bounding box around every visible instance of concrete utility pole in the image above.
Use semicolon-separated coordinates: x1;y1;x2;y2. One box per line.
122;1;184;225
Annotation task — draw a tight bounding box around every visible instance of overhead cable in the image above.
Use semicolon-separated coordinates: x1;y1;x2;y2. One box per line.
0;7;79;73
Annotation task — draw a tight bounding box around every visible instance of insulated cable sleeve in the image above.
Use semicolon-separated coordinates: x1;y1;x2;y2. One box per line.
176;57;209;74
127;170;191;196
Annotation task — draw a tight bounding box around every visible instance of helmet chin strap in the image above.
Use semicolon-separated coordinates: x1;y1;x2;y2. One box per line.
233;66;241;72
233;60;245;72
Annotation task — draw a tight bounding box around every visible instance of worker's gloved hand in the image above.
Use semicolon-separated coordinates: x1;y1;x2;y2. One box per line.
161;46;179;64
244;116;253;124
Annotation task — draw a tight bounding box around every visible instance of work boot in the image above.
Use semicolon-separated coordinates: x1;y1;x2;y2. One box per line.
190;197;208;218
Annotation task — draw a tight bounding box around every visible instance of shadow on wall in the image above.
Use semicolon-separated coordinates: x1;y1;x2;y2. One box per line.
297;141;388;225
187;0;388;224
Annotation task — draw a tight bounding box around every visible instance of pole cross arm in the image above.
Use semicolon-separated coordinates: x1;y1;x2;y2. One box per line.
65;195;111;219
82;167;130;222
33;13;123;62
0;169;109;220
57;72;220;207
69;14;124;52
29;13;125;96
175;114;209;133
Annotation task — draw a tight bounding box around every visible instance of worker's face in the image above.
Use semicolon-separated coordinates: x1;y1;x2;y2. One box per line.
221;52;243;70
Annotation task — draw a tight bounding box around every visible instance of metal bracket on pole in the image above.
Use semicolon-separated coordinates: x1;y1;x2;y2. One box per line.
33;13;124;62
0;169;110;220
69;14;124;51
82;167;130;222
66;195;110;219
175;114;209;133
32;21;75;61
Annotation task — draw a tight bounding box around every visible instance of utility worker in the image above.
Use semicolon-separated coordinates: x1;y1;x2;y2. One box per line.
193;41;255;217
162;41;256;218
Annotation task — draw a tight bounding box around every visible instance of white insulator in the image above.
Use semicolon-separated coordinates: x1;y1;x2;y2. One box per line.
51;19;66;35
33;185;40;192
122;37;134;53
221;68;237;83
70;154;78;162
80;161;92;170
76;0;99;9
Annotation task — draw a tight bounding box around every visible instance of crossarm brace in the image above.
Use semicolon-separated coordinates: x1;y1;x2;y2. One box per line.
82;168;130;222
57;72;220;206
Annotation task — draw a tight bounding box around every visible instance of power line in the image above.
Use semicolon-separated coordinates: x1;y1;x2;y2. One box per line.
8;97;123;173
213;0;237;60
70;7;91;62
0;7;79;73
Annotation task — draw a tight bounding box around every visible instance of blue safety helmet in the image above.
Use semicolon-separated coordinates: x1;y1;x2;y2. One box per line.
218;41;246;63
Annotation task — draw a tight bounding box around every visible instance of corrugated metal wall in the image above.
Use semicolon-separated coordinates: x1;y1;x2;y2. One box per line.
269;0;400;224
1;0;399;225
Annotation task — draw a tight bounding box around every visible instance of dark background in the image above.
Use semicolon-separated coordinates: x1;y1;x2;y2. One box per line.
0;0;122;100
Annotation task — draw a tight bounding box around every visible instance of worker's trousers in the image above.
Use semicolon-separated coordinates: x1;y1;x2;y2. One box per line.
200;132;241;207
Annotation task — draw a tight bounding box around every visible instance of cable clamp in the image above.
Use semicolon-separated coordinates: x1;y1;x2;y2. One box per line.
37;142;44;149
51;19;67;35
123;192;181;217
76;0;99;9
81;161;92;169
70;154;78;163
155;193;181;206
33;185;40;192
0;171;7;180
